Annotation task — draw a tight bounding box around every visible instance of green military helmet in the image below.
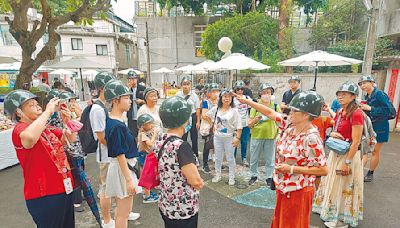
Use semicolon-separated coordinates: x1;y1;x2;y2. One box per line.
94;71;115;90
144;87;158;99
4;90;38;117
46;89;61;101
181;76;191;85
208;83;220;92
234;80;245;89
59;91;77;101
336;81;360;96
288;75;301;83
288;91;324;117
104;79;132;101
220;88;232;96
137;114;155;128
127;70;139;79
159;96;192;129
202;83;210;92
259;83;275;94
358;74;375;85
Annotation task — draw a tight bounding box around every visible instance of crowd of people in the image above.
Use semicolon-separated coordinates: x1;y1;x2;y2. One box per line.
3;70;396;228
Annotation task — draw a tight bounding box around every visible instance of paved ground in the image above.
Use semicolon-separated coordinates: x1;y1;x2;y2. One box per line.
1;133;399;228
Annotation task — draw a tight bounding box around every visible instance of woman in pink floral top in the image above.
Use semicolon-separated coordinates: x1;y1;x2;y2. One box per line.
235;90;328;228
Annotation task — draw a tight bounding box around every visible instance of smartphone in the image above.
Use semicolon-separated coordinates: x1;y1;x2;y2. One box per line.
59;103;67;110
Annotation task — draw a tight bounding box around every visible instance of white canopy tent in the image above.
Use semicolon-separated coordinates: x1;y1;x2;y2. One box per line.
278;50;363;90
152;67;175;98
211;53;270;71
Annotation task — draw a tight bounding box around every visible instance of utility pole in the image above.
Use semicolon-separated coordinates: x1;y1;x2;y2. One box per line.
362;0;380;75
145;21;151;86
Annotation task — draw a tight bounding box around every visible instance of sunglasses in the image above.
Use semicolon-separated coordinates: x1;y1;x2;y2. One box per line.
235;88;244;91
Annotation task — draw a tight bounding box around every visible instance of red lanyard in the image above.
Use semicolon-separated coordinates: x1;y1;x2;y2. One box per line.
41;128;70;179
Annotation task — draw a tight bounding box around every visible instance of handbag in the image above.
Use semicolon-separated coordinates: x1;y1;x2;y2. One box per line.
204;107;219;151
325;112;350;155
138;136;179;189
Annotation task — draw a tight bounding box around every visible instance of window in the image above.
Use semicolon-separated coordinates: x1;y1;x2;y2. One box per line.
96;45;108;56
125;44;131;62
194;25;206;57
71;38;83;50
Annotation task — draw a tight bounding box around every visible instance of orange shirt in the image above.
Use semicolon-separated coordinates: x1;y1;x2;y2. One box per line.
312;116;334;142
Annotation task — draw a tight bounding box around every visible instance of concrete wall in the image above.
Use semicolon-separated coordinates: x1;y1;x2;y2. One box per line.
237;73;363;105
135;16;222;86
378;0;400;37
383;63;400;130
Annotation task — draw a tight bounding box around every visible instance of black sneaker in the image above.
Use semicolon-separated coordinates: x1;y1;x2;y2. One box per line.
266;178;276;190
364;171;374;182
203;164;211;173
248;176;257;185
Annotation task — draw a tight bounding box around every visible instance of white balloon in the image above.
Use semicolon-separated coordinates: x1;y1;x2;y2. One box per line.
218;37;233;53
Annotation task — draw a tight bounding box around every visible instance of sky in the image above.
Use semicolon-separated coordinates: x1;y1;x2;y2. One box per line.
111;0;135;24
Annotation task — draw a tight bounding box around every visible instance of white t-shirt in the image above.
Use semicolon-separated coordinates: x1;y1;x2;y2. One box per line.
207;106;242;137
176;90;200;114
89;102;111;163
234;97;250;127
137;104;163;134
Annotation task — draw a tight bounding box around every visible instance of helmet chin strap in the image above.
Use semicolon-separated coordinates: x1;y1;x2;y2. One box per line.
16;108;34;124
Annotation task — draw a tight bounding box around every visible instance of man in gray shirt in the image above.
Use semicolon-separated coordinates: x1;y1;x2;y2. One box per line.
176;77;201;162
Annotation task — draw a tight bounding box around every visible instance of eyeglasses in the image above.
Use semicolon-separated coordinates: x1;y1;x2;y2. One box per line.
236;88;244;91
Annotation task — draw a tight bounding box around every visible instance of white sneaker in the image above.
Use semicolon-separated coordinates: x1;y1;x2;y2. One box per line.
128;212;140;221
212;175;221;183
102;219;115;228
228;177;235;186
324;221;348;228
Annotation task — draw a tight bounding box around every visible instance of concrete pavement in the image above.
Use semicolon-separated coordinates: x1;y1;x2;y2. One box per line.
1;133;399;227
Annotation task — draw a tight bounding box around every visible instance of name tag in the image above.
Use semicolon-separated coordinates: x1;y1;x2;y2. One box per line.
63;178;73;195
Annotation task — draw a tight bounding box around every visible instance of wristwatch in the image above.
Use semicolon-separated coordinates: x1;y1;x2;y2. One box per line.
345;159;352;165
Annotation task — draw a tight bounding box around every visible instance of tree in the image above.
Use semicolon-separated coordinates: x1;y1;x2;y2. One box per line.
308;0;366;49
318;38;400;73
0;0;112;89
201;12;280;70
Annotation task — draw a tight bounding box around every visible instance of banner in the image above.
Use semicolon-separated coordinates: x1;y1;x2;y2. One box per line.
388;68;399;102
0;74;10;87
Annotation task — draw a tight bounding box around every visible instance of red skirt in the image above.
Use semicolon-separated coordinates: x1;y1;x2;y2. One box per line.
271;186;314;228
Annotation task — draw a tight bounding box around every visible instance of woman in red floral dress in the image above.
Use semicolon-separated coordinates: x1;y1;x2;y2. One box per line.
235;90;328;228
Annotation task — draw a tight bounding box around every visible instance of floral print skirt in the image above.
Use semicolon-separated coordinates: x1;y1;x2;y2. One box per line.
313;151;363;227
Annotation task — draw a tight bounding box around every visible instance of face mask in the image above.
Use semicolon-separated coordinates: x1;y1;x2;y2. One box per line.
261;94;270;102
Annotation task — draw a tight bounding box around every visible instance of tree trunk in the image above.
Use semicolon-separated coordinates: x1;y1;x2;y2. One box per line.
279;0;293;72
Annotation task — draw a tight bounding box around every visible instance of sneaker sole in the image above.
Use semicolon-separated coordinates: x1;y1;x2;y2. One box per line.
142;200;158;204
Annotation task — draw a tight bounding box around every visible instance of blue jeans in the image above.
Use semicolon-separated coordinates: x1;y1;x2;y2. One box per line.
235;127;251;160
249;139;276;178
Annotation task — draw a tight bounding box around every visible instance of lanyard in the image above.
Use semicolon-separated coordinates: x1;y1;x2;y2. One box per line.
42;129;70;179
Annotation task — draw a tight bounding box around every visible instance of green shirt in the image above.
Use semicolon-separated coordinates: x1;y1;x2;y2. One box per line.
249;101;280;139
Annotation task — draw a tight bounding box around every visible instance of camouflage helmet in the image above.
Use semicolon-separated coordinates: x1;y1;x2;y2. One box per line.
289;91;324;117
104;79;132;101
137;114;154;128
4;90;38;117
143;87;158;99
46;89;62;101
208;83;220;92
127;70;139;79
288;75;301;83
234;80;245;89
336;81;360;96
59;91;78;101
94;71;115;90
181;76;191;85
159;96;192;129
259;83;275;94
358;74;375;85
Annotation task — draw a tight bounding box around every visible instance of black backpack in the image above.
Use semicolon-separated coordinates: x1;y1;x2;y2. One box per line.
78;100;108;154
